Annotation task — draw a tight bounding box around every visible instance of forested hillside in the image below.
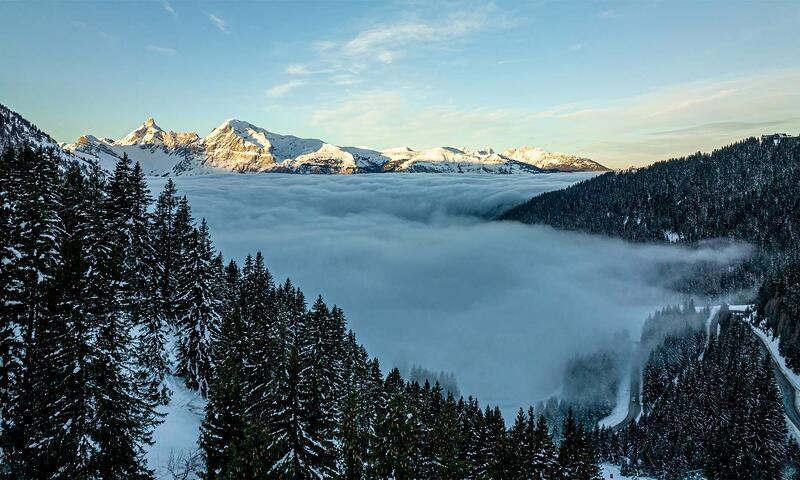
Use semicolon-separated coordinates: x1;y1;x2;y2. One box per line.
596;307;789;479
502;134;800;373
501;135;800;252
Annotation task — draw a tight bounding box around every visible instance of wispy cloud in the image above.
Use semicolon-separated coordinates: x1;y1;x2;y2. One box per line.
314;40;337;52
568;43;584;52
162;0;176;17
285;64;332;75
71;20;118;41
331;74;360;86
267;79;309;97
147;44;177;55
599;10;620;18
339;8;499;65
207;13;230;33
273;3;513;101
650;120;791;137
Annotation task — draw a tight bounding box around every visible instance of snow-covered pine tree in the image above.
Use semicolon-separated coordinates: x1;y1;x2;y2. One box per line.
457;396;484;478
507;408;530;478
126;163;171;406
29;162;97;478
0;146;17;465
201;259;246;479
211;259;242;364
175;219;219;397
558;410;581;479
303;296;342;472
337;331;374;478
482;406;508;479
434;391;466;478
150;178;179;324
372;368;416;479
92;153;158;479
362;357;385;477
750;355;787;478
530;411;559;479
0;146;62;473
171;195;195;333
240;252;276;421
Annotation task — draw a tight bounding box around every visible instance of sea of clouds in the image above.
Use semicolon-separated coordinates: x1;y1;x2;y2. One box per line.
148;173;749;417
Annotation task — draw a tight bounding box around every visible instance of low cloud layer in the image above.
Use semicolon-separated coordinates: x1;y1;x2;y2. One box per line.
149;173;749;416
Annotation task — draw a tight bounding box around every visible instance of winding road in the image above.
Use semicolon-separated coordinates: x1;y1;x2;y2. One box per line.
610;361;641;431
750;323;800;435
607;306;800;436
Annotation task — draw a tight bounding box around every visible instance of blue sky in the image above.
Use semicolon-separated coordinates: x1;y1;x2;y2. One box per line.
1;0;799;167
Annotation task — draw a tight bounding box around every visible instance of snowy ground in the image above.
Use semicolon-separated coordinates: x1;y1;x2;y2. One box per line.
601;463;656;479
147;376;206;478
145;173;749;419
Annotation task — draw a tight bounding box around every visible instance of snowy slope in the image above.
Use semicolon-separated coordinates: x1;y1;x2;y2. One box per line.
381;146;548;173
0;103;91;168
504;146;609;172
601;463;658;480
147;376;205;479
64;116;607;176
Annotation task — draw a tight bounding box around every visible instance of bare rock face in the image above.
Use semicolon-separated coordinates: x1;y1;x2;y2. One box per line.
116;117;199;150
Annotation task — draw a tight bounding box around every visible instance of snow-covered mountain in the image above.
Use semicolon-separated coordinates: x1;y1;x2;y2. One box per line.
503;146;608;172
59;116;608;175
0;104;89;167
1;103;607;176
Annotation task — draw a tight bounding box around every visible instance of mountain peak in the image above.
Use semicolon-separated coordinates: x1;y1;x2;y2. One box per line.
144;117;158;128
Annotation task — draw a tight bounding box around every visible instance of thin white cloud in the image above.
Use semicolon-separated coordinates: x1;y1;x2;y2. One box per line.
275;3;512;101
340;9;492;64
568;43;584;52
599;10;620;18
285;64;332;75
207;13;230;33
267;79;309;97
314;40;337;52
147;44;177;55
162;0;176;16
331;74;360;86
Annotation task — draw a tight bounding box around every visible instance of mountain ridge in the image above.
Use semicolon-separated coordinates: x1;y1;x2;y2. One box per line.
63;115;609;176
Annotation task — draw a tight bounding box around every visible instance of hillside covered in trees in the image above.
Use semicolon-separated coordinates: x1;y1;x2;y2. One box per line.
596;306;790;479
502;134;800;370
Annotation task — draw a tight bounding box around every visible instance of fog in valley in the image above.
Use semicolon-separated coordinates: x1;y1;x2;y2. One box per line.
149;173;750;417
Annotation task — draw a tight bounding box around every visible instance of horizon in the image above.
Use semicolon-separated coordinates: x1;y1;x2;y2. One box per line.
2;0;800;168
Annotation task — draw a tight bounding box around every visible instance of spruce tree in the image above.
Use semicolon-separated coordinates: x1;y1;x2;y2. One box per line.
176;219;219;397
29;163;97;477
530;413;559;479
151;178;179;324
128;163;170;406
0;146;17;467
1;146;62;473
373;368;416;479
92;154;157;479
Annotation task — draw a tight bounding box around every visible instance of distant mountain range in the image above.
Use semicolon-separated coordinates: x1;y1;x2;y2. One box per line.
1;103;608;175
62;116;609;175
